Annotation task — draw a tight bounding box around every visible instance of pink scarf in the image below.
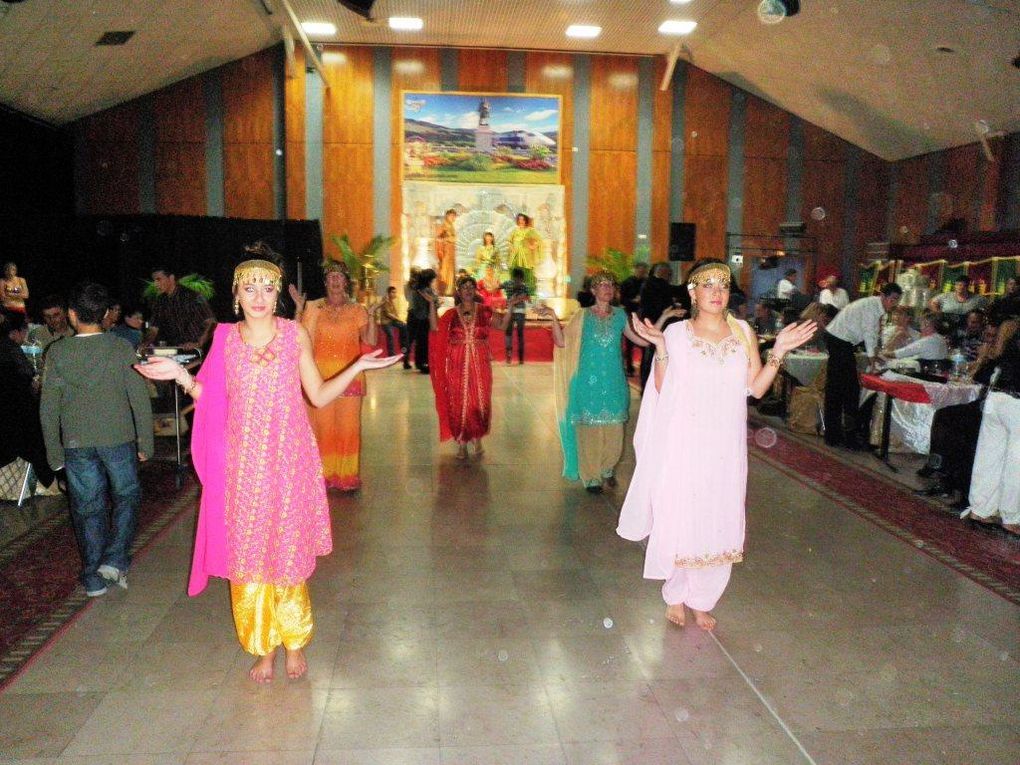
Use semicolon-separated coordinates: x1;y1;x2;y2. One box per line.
187;323;231;595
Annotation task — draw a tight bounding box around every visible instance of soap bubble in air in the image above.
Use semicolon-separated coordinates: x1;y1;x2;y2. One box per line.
603;617;614;629
496;650;509;663
757;0;787;24
674;708;690;722
754;427;778;449
868;44;892;66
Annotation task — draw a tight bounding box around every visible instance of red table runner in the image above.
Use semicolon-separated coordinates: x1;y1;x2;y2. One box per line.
860;373;932;404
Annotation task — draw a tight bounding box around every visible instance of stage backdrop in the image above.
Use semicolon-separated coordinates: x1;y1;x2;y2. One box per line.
401;182;567;298
402;91;562;185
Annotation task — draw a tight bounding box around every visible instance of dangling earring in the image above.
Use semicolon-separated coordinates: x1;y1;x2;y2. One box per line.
233;299;241;316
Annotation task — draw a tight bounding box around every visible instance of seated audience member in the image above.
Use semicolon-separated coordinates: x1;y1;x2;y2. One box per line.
752;303;778;336
988;277;1020;325
776;268;798;301
881;305;919;354
575;276;595;308
818;274;850;310
728;284;748;320
799;302;838;351
28;294;74;349
0;311;55;488
953;309;986;362
882;311;948;361
101;300;122;332
961;318;1020;534
927;275;987;330
110;305;145;348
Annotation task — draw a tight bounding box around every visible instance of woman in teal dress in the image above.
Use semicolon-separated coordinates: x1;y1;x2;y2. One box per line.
507;213;540;295
541;271;653;493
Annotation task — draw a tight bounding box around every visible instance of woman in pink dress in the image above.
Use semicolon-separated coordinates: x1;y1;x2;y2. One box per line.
619;260;815;631
136;256;399;683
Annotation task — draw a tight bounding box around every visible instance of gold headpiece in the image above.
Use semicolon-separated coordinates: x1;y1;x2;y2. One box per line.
687;264;731;291
232;259;283;292
321;257;350;277
589;270;616;289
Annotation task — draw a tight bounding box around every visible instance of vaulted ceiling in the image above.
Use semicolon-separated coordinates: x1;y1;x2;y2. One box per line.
0;0;1017;161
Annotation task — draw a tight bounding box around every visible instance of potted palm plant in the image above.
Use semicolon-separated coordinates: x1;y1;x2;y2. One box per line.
329;233;395;303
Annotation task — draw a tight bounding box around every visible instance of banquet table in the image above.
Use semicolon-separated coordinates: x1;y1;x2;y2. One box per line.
783;350;872;387
860;372;984;465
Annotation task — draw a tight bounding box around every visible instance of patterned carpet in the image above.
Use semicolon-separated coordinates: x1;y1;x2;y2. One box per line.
747;419;1020;605
0;463;198;689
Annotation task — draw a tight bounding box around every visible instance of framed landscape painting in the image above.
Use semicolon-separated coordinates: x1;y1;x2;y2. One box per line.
401;91;562;184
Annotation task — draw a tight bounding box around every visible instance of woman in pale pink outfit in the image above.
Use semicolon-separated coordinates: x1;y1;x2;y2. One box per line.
136;255;399;683
619;260;815;630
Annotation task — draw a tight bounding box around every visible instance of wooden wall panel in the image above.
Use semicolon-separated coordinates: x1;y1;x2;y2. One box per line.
321;46;374;253
944;143;982;229
81;101;141;215
589;56;638;152
744;95;788;160
891;154;929;242
854;152;890;259
803;121;847;162
588;151;636;256
649;57;673;262
222;48;275;219
742;95;790;288
322;47;374;146
457;49;508;92
323;144;374;255
682;155;728;261
683;66;730;158
683;68;730;260
802;158;846;288
153;77;205;215
285;51;306;219
390;48;442;280
525;52;574;264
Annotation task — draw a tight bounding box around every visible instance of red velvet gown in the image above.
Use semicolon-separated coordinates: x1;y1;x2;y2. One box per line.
429;306;494;443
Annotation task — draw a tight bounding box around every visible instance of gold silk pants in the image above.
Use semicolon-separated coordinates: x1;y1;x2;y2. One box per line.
229;582;314;656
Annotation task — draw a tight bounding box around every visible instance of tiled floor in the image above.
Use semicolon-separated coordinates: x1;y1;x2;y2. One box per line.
1;363;1017;764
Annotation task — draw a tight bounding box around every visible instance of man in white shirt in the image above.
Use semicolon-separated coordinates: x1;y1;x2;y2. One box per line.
776;269;798;301
819;274;850;311
823;283;903;449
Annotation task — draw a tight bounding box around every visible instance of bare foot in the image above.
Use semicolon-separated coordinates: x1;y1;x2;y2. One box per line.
249;651;275;683
456;443;468;460
665;604;685;627
691;609;717;631
285;648;308;680
472;439;484;457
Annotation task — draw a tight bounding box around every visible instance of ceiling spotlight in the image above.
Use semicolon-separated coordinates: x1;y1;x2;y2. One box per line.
389;16;424;31
659;20;697;35
301;21;337;35
566;25;601;39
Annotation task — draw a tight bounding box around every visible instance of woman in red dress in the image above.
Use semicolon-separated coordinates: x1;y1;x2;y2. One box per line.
427;275;520;459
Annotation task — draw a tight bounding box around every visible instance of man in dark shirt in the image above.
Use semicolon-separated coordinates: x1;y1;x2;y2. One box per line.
0;311;54;488
145;266;215;350
988;277;1020;325
619;262;648;376
638;262;686;389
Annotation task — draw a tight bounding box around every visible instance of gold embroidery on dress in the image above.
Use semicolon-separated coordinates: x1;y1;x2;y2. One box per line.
686;322;740;364
674;549;743;568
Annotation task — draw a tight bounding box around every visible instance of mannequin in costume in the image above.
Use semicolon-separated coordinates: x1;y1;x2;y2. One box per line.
474;231;505;305
427;275;519;459
436;209;458;296
135;256;399;683
291;259;377;491
507;213;540;294
1;262;29;314
618;260;815;630
539;271;655;492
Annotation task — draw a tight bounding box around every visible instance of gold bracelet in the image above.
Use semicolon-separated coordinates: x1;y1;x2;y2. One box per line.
766;351;784;369
655;351;669;363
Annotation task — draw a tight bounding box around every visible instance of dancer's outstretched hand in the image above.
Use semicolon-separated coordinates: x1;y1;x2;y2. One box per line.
133;356;183;380
630;315;665;345
773;320;817;355
354;349;403;371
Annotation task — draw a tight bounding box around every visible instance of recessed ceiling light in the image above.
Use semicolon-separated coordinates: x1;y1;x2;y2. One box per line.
389;17;424;31
658;20;697;35
566;25;601;39
670;0;694;4
301;21;336;36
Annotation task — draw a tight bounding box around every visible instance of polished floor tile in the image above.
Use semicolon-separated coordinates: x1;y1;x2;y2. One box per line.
2;363;1017;763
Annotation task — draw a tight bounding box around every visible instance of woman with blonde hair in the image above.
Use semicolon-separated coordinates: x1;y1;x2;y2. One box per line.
136;255;399;683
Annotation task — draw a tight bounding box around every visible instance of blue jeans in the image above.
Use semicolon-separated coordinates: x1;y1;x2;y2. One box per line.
64;442;141;591
505;312;526;362
381;321;407;356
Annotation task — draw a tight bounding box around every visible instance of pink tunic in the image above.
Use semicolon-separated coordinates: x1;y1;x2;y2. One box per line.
617;320;749;579
223;319;331;585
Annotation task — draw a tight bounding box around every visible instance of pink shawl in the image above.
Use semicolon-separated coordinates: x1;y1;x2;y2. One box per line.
187;323;231;595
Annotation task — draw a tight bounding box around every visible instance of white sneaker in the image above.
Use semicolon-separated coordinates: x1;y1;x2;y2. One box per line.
85;584;108;597
97;565;128;589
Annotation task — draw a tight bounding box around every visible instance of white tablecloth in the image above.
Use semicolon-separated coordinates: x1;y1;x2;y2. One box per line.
867;372;984;453
784;351;871;386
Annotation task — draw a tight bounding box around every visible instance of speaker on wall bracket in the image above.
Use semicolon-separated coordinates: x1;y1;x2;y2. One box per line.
337;0;375;19
668;222;696;261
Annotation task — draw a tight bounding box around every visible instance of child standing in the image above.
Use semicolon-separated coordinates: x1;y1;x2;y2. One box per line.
41;282;154;596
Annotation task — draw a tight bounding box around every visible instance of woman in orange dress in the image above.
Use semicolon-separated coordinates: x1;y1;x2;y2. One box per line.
291;260;377;491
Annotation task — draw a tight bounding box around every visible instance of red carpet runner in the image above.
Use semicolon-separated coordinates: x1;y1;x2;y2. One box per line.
0;463;198;689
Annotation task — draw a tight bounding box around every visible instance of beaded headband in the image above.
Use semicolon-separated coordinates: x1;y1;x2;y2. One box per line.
321;257;350;278
232;259;283;292
686;264;731;291
589;270;616;289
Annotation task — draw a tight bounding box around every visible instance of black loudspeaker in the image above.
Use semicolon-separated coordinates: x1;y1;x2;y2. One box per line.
337;0;375;19
668;222;696;261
